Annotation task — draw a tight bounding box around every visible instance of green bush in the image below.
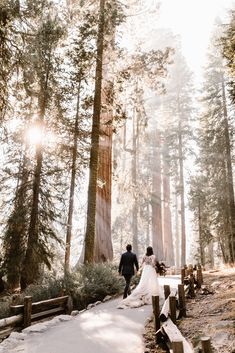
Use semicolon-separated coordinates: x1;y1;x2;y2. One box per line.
23;278;63;302
63;263;124;310
80;263;123;304
0;263;125;317
0;299;11;319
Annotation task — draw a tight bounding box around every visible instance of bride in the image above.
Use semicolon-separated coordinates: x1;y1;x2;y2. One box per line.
117;246;161;309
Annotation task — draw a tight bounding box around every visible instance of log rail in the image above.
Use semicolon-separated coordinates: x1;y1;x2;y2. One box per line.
0;295;73;339
152;264;212;353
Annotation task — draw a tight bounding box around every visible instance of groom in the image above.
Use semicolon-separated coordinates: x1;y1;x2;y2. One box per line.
118;244;139;299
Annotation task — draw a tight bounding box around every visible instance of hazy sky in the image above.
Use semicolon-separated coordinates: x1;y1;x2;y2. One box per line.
158;0;235;79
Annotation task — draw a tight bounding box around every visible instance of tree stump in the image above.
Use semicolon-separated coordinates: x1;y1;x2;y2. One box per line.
201;336;212;353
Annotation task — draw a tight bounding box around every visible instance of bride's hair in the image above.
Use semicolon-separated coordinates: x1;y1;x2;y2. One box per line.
146;246;153;256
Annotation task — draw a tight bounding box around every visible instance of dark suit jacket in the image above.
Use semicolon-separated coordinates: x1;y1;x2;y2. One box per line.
118;251;139;275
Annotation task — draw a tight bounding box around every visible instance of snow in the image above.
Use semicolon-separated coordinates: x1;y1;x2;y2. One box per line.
0;276;181;353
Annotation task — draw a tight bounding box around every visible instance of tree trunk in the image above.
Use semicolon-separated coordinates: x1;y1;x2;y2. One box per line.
132;105;138;256
5;149;29;291
174;181;180;269
152;129;163;260
162;136;174;265
198;198;205;266
65;82;81;272
21;94;45;288
94;18;115;262
208;239;214;268
146;200;150;245
84;0;105;263
95;86;114;262
221;75;235;263
178;119;186;267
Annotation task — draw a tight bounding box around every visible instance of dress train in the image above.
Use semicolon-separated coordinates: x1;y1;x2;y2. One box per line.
117;255;161;309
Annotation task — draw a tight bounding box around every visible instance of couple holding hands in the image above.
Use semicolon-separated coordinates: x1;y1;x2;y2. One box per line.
117;244;161;309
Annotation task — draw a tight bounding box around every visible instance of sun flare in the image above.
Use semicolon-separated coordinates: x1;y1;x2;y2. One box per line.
26;126;43;145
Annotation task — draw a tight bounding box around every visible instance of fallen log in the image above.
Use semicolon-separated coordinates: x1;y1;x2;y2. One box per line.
160;289;177;322
0;314;23;329
0;326;17;339
157;317;194;353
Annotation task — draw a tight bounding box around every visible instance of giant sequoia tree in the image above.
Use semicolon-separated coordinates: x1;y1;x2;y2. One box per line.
94;0;124;263
112;43;173;257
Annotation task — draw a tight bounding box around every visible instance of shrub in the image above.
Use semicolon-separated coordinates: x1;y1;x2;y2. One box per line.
0;299;11;320
0;263;124;317
23;278;62;302
63;263;124;309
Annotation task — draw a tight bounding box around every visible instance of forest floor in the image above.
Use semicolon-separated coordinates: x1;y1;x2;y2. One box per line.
143;267;235;353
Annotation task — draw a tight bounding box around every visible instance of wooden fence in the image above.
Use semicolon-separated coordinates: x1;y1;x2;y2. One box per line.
152;265;212;353
0;295;73;339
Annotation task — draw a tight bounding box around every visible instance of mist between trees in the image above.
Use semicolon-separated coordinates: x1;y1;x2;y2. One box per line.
0;0;234;293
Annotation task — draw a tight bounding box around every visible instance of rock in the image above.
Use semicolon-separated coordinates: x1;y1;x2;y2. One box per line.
78;309;86;314
57;315;72;322
71;310;79;316
213;320;234;329
212;332;229;345
87;303;95;309
199;286;214;295
8;332;26;341
103;295;112;302
94;301;102;306
23;322;49;333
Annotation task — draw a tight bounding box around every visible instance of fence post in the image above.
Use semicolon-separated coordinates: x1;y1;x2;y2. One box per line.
189;273;195;298
172;340;184;353
181;268;185;284
201;336;212;353
169;295;176;324
152;295;160;332
23;296;32;328
198;264;203;284
65;295;73;315
164;284;171;299
196;268;202;288
178;284;186;317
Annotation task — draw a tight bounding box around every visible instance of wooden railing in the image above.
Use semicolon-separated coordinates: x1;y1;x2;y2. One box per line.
152;265;212;353
0;295;73;339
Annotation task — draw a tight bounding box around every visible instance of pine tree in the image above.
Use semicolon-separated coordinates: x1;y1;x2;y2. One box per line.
0;0;20;121
20;8;65;287
162;50;194;267
64;12;97;271
84;0;106;263
198;33;235;263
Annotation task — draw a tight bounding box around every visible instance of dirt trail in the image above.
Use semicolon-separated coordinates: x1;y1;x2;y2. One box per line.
144;267;235;353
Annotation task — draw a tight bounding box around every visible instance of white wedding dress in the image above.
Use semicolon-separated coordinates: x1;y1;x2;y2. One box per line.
117;254;161;309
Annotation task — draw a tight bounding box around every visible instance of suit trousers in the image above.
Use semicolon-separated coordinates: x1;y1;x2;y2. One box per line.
123;274;132;299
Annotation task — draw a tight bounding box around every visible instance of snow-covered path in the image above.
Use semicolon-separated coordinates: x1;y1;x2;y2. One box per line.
0;276;180;353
